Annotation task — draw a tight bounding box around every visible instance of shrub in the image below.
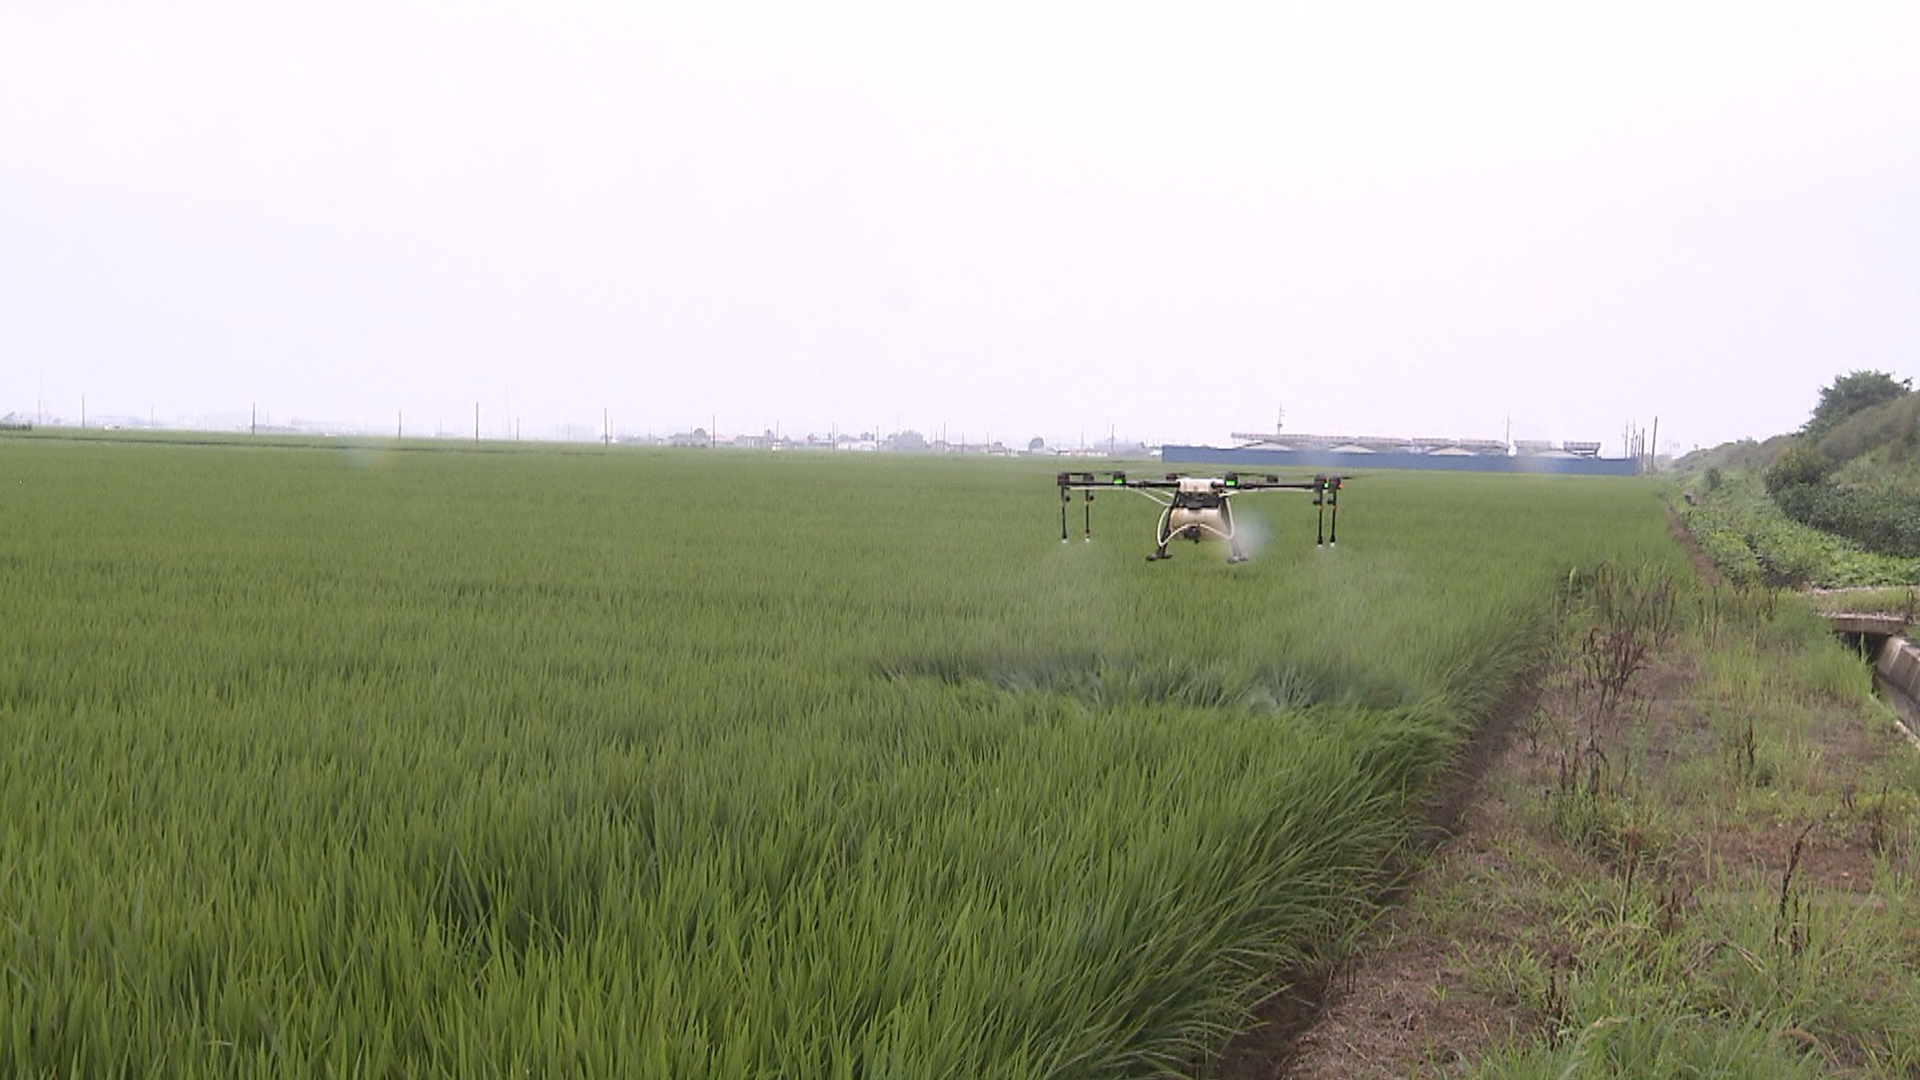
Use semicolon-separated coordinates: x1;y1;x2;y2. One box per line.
1763;445;1833;494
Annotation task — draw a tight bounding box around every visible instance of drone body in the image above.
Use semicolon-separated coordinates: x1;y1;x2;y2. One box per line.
1057;471;1346;563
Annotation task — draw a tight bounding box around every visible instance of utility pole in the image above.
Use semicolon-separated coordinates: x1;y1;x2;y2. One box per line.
475;402;480;442
398;411;403;439
1649;416;1659;474
603;408;610;446
82;396;87;429
250;402;255;436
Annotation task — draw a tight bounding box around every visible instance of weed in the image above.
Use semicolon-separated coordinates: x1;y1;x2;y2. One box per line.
1772;825;1815;957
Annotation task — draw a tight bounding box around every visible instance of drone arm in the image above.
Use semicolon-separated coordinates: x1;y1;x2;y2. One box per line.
1222;483;1316;494
1057;484;1171;506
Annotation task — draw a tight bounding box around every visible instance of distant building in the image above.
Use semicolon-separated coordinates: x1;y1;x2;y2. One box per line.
1232;431;1600;459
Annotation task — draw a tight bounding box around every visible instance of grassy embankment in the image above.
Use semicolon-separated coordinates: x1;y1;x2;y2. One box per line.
2;434;1677;1078
1281;556;1920;1078
1480;576;1920;1078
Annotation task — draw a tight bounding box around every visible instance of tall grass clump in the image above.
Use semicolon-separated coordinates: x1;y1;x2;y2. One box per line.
0;436;1681;1077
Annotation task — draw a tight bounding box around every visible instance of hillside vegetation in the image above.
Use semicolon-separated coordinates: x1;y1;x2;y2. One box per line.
1680;371;1920;585
1783;378;1920;559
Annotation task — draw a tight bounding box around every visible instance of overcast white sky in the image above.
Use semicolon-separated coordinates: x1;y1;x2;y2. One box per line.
4;2;1917;450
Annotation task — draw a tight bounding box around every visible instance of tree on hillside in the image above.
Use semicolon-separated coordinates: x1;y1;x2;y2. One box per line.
1803;370;1911;440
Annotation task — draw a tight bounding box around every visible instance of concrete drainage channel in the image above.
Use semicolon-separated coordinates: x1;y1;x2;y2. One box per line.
1831;612;1920;748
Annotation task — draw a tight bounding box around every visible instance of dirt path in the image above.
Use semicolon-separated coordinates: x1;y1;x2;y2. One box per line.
1204;677;1542;1079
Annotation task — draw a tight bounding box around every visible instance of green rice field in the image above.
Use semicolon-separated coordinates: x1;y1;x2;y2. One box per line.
0;435;1683;1078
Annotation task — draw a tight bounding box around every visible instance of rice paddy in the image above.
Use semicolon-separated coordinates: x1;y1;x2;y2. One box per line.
0;435;1683;1077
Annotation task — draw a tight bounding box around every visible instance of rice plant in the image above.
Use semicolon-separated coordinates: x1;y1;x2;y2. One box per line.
0;437;1682;1078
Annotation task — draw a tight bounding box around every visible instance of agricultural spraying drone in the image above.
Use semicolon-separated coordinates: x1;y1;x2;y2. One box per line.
1056;471;1346;563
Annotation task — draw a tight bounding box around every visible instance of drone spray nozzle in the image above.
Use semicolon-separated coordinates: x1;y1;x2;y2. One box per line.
1313;476;1328;545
